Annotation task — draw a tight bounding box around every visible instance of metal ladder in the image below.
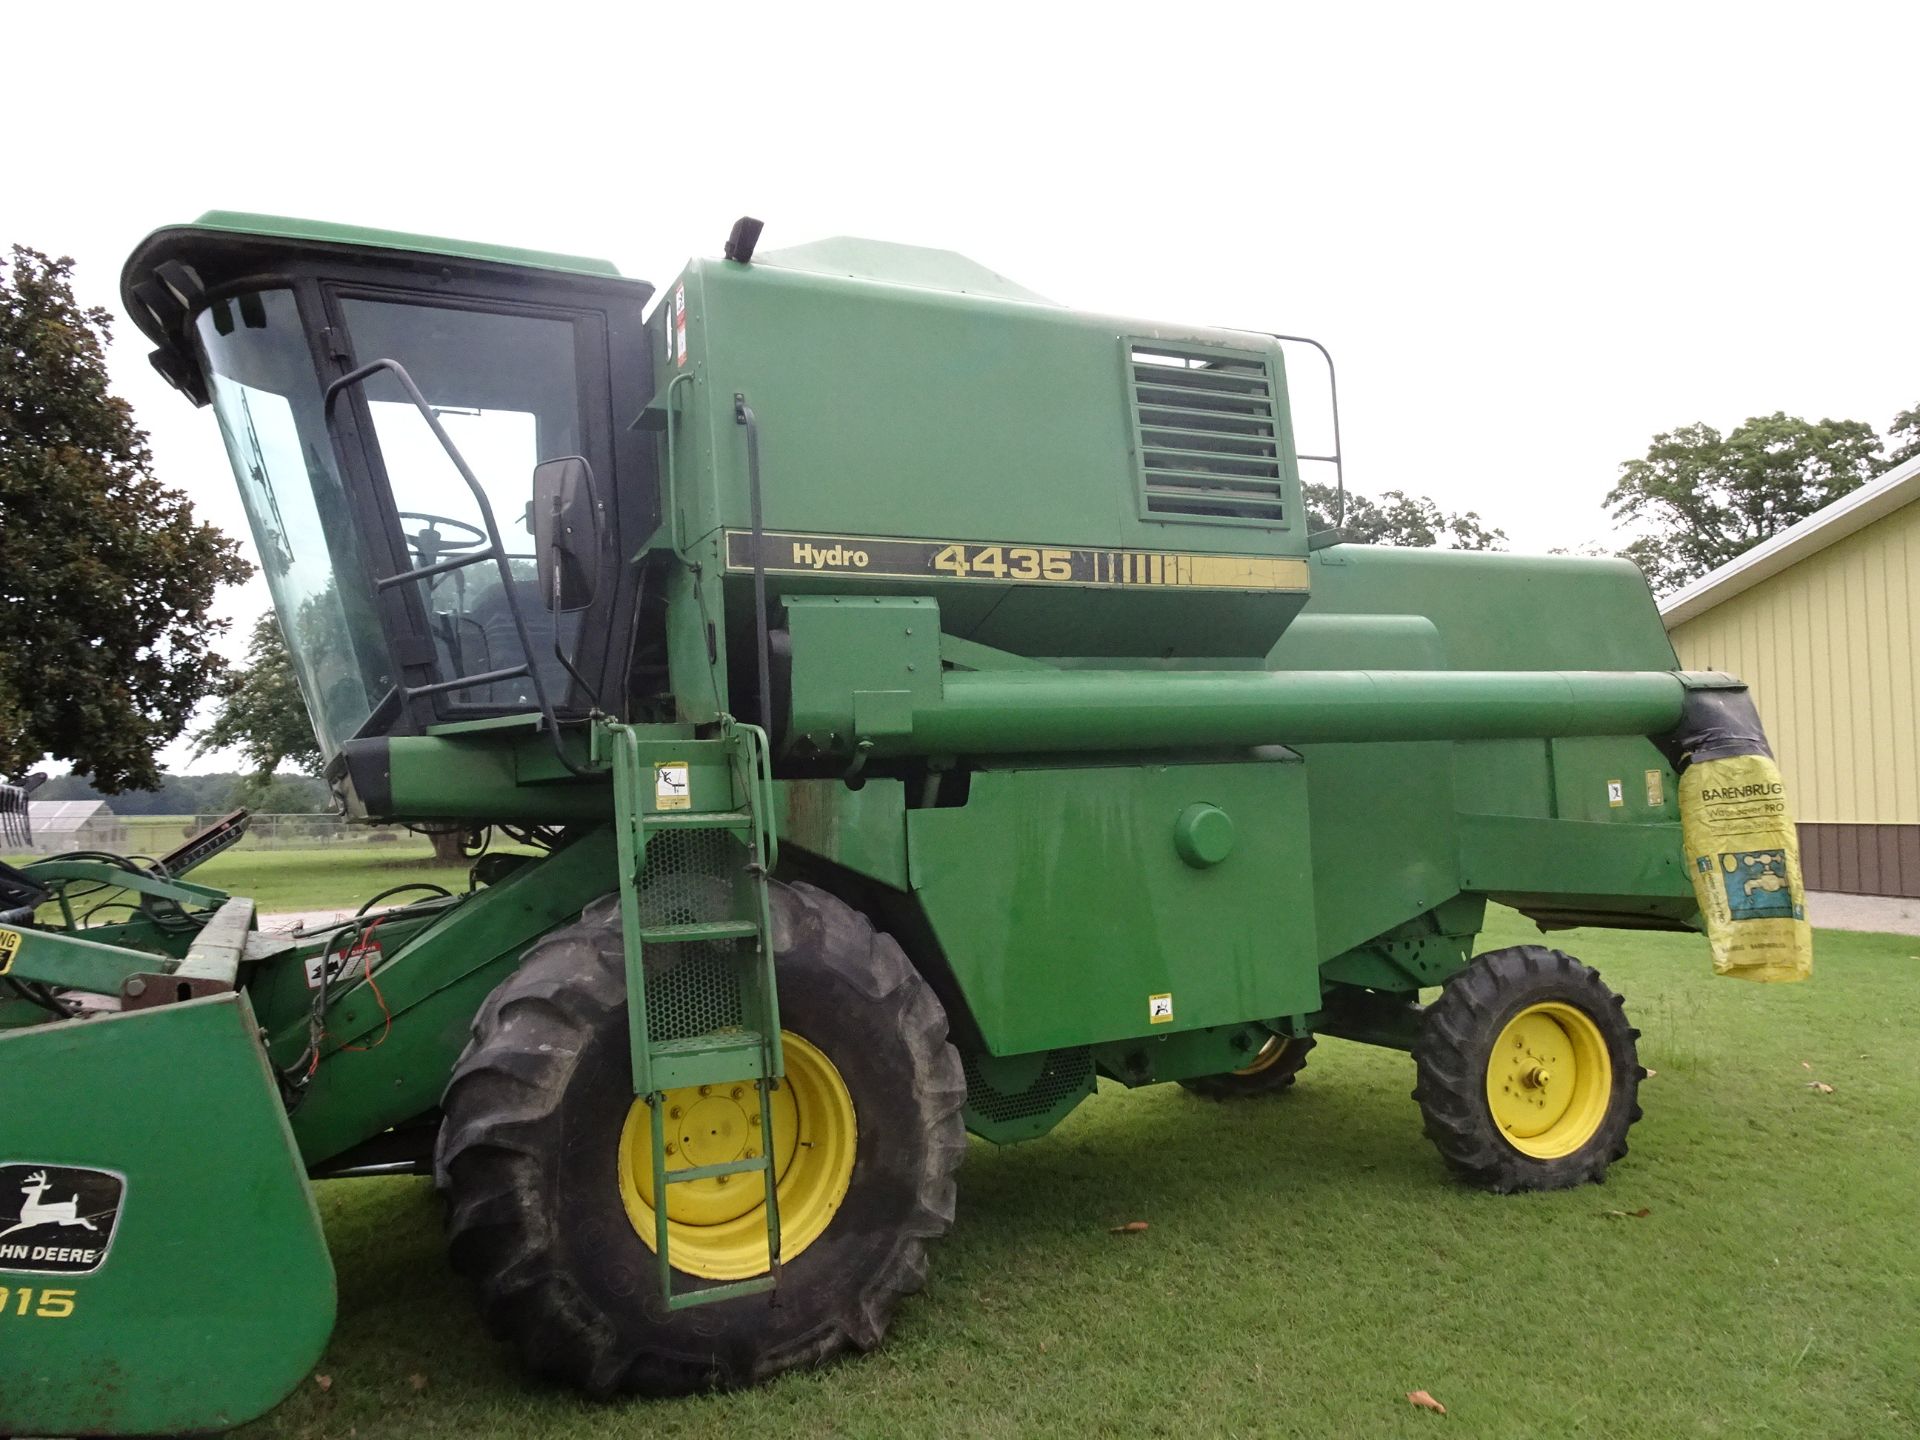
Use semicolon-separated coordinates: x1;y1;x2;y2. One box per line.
605;720;784;1308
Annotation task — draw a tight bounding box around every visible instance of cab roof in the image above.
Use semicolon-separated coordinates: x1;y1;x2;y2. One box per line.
120;211;642;404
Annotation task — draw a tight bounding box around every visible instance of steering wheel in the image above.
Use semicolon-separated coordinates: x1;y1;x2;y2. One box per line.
397;511;489;569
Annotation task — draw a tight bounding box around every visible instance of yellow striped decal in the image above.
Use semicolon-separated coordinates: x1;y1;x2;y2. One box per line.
727;530;1309;593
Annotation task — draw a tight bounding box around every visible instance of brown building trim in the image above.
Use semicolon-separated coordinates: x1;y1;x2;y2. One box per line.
1799;823;1920;898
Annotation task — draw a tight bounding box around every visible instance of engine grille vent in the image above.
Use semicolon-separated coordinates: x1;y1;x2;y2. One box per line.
1128;341;1287;523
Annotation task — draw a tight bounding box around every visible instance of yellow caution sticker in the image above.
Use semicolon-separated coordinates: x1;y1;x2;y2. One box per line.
0;927;19;976
1645;769;1666;807
1679;755;1812;982
1148;993;1174;1024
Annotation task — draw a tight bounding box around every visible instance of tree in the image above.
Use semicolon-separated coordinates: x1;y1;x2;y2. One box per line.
1606;412;1885;594
195;612;468;858
1303;481;1506;550
195;614;323;778
0;247;249;791
1888;403;1920;471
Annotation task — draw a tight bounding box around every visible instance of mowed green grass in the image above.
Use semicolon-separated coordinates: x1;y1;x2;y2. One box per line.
232;909;1918;1440
1;846;476;920
190;845;476;915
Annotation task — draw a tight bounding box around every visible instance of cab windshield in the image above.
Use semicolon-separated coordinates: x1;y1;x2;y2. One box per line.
197;290;389;757
196;288;591;758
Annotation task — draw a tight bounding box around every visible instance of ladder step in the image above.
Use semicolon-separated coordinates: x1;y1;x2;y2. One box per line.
638;919;762;944
650;1032;769;1089
645;809;754;830
666;1273;776;1310
664;1153;774;1184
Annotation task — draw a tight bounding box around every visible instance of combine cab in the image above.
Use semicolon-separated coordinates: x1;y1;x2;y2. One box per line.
0;212;1807;1434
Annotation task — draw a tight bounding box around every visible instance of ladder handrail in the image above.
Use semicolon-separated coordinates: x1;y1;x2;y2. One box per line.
323;357;592;777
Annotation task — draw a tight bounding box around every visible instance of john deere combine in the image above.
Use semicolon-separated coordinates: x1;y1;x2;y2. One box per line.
0;213;1807;1434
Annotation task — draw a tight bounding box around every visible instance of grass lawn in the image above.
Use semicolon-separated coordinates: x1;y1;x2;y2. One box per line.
232;909;1917;1439
188;845;479;915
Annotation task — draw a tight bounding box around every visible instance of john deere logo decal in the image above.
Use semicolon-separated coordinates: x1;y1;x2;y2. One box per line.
0;1163;124;1274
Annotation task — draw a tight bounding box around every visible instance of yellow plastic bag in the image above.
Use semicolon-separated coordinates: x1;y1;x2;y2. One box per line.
1678;754;1812;982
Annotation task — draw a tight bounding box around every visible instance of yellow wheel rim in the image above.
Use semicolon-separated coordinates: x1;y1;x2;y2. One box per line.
1484;1002;1612;1159
1233;1036;1294;1077
616;1032;857;1280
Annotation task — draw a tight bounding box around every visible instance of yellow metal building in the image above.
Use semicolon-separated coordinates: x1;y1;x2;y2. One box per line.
1662;454;1920;897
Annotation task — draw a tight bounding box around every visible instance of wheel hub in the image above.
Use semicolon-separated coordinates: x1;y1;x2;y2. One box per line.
676;1092;758;1169
616;1032;859;1279
1484;1002;1612;1160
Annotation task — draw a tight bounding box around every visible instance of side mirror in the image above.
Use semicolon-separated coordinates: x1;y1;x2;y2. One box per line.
532;456;602;612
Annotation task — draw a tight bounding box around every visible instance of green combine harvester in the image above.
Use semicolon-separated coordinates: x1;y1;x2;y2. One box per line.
0;213;1807;1435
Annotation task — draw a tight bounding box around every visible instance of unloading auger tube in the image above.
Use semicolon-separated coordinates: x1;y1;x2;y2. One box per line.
828;667;1692;758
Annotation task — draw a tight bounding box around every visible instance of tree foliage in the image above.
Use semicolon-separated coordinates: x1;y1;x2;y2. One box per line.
0;247;249;790
36;768;330;815
1606;411;1895;594
1303;481;1506;550
195;613;322;778
1888;404;1920;471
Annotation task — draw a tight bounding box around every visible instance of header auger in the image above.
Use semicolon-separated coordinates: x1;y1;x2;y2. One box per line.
0;212;1806;1434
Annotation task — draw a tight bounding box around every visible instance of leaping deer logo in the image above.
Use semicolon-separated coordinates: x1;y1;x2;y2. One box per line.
0;1171;100;1239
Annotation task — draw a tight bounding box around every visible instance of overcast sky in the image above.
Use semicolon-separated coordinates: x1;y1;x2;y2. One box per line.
9;2;1917;775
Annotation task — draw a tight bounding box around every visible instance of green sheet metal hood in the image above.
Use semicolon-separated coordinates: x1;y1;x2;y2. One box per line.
753;236;1054;304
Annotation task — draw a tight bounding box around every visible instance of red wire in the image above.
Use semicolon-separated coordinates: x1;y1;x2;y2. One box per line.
338;915;394;1054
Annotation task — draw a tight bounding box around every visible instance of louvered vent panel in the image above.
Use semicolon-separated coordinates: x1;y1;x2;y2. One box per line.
1129;342;1286;522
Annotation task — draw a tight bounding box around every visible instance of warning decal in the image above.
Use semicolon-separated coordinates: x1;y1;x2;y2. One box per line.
1148;993;1174;1024
0;927;19;976
305;933;381;991
0;1163;124;1275
655;761;692;811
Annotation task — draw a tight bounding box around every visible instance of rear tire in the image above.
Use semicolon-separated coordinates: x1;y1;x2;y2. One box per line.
1179;1034;1315;1099
1412;945;1641;1193
434;880;967;1396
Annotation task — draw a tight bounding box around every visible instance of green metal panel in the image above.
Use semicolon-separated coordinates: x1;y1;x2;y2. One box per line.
1459;813;1696;922
1301;543;1680;671
0;994;333;1437
656;255;1313;661
0;924;172;997
909;760;1319;1056
783;595;942;748
1318;896;1488;992
1296;741;1462;962
775;778;911;889
271;828;623;1165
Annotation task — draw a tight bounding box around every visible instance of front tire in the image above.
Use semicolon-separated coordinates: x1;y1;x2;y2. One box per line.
1412;945;1641;1193
434;880;967;1396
